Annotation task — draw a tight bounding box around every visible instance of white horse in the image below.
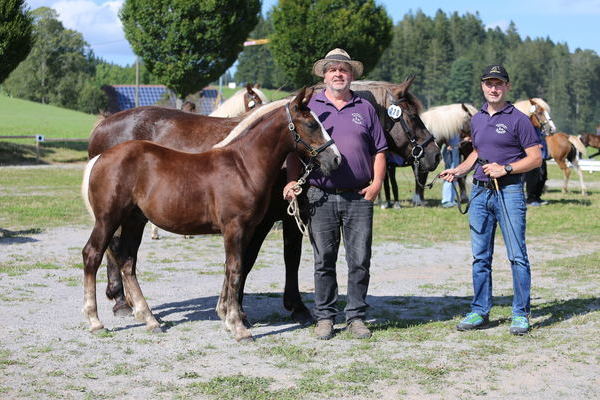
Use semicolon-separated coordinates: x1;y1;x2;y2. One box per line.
420;103;478;145
150;84;270;240
209;84;269;117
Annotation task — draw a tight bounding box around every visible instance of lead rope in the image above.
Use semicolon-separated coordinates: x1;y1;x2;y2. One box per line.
286;163;313;236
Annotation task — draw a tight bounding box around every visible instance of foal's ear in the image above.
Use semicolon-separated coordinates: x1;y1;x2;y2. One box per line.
291;87;308;111
246;83;254;93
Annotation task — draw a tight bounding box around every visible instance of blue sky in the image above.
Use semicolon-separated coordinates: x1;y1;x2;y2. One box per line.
26;0;600;67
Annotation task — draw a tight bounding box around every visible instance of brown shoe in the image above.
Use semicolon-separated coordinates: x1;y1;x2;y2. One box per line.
314;319;334;340
347;319;372;339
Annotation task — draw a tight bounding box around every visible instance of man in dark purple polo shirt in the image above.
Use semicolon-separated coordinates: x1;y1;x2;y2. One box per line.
284;48;387;340
440;64;541;335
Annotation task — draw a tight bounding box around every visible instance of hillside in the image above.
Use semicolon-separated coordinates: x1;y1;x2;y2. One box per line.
0;94;98;139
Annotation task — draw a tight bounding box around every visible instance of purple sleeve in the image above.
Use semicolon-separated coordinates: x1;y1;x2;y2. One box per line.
517;115;541;149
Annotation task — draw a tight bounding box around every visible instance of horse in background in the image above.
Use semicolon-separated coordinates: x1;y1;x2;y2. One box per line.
209;84;268;117
411;103;478;205
514;98;557;134
515;98;586;195
546;133;588;194
579;133;600;158
81;88;341;341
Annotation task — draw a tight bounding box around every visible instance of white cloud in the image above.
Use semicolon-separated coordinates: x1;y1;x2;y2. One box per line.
26;0;136;65
485;20;510;32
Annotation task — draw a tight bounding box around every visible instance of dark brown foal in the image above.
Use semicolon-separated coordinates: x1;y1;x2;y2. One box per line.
81;88;340;341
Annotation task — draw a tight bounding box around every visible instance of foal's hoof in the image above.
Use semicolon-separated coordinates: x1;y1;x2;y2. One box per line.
151;326;165;334
90;327;107;335
291;309;315;326
113;304;133;318
236;334;255;343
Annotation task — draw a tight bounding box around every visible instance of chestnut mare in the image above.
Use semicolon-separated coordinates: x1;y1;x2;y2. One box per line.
87;77;438;326
81;88;341;341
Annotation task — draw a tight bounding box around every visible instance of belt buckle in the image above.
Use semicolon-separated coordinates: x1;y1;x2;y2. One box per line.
486;181;495;190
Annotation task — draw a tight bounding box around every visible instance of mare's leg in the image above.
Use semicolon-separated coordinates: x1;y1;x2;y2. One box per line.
281;213;312;324
222;223;253;341
389;166;400;203
571;161;587;195
117;214;162;332
412;167;426;206
82;222;118;332
105;230;133;317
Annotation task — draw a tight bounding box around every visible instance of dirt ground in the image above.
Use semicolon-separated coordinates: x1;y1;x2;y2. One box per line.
1;221;599;399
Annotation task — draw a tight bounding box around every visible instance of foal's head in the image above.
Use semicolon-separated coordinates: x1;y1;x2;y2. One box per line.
383;77;440;172
288;87;341;175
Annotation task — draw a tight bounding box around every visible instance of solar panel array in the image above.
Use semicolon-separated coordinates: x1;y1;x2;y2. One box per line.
112;85;169;110
107;85;221;115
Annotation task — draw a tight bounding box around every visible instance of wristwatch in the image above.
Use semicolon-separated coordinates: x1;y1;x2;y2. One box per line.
504;164;513;175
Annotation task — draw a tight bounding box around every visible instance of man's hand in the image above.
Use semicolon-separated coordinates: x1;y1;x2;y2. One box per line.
359;181;382;202
482;163;507;178
283;180;299;201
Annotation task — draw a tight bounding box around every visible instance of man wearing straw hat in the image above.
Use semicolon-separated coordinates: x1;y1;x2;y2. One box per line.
284;48;387;340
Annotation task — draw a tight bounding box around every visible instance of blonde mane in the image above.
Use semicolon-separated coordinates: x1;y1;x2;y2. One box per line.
514;98;552;115
209;87;270;118
420;103;477;141
212;99;290;148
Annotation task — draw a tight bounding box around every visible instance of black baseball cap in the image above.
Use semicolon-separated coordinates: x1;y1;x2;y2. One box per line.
481;64;509;82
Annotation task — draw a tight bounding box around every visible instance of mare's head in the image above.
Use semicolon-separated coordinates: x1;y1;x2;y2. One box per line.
516;98;556;134
244;84;269;112
379;77;440;171
287;87;341;176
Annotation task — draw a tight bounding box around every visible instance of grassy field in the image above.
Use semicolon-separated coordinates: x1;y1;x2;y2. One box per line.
0;90;291;165
1;162;599;244
1;163;598;399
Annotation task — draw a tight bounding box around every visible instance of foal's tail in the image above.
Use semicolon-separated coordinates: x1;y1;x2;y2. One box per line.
568;135;588;159
81;155;101;220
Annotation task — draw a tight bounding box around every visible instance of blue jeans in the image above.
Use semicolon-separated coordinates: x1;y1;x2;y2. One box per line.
306;186;373;322
468;182;531;317
442;145;460;205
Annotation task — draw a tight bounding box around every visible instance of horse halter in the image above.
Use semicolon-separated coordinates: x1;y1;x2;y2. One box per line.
246;91;260;110
285;103;335;159
386;93;434;167
529;105;554;134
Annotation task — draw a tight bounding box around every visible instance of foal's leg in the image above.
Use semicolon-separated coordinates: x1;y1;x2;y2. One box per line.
556;160;570;193
118;216;162;332
82;223;117;332
222;225;253;341
150;223;160;240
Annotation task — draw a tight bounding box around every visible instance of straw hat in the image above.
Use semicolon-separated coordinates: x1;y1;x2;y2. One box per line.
312;48;363;78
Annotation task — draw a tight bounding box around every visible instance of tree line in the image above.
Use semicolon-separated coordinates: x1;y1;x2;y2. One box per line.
1;0;598;133
236;8;600;133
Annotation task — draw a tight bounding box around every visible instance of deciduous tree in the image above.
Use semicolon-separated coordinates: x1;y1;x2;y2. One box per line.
0;0;33;83
120;0;260;98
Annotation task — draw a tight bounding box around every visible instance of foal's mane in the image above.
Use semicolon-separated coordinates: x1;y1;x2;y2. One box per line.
420;103;477;141
212;99;290;148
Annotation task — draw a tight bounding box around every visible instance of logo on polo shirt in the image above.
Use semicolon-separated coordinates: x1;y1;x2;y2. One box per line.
495;123;508;134
352;113;365;126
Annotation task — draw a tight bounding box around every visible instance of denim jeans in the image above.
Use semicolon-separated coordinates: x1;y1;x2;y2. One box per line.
442;144;460;205
468;182;531;317
306;186;373;322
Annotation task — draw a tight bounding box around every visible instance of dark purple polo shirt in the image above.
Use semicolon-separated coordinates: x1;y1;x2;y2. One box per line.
471;102;540;181
307;89;388;189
